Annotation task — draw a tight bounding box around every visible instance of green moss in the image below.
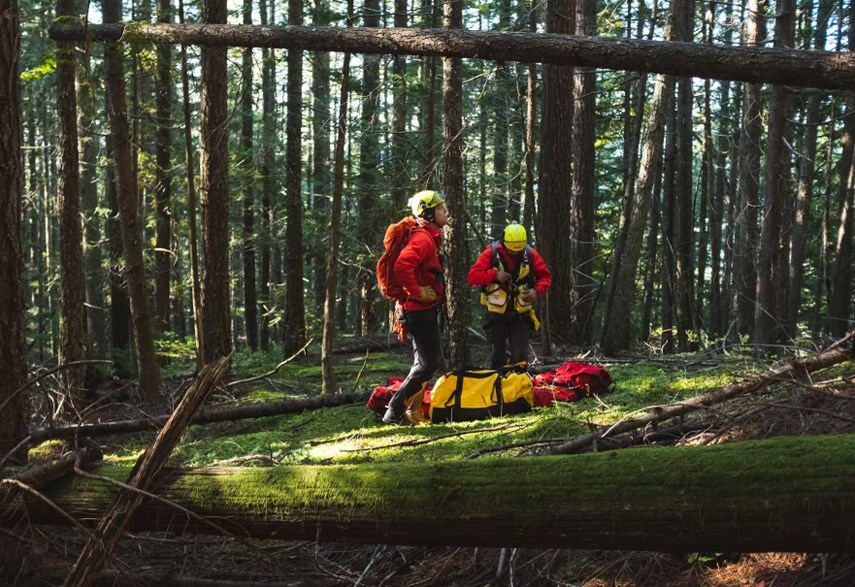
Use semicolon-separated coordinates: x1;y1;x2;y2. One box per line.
143;353;847;470
72;434;855;526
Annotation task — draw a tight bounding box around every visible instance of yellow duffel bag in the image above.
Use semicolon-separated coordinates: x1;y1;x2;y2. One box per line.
429;364;533;423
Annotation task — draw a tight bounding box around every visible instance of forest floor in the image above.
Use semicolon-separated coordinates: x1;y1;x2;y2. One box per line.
3;335;855;586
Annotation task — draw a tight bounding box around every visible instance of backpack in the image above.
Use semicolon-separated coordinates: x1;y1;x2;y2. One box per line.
429;364;534;423
376;217;425;303
532;362;614;407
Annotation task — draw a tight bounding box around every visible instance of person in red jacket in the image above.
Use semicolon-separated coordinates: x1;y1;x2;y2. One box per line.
467;222;552;369
383;190;449;425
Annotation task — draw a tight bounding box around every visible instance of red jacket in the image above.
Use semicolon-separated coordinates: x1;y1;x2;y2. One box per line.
394;222;445;311
467;243;552;297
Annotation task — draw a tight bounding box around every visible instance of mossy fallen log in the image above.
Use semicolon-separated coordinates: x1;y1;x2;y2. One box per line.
4;434;855;553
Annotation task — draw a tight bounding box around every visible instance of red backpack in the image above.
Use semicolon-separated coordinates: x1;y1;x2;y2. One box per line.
532;362;614;406
376;217;425;303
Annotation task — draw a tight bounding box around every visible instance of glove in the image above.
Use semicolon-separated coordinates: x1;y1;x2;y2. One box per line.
415;286;437;303
520;288;537;305
495;270;512;284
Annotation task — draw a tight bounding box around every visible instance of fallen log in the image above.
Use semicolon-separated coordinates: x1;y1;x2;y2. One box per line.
48;23;855;91
28;392;370;444
548;342;854;455
3;447;103;489
5;433;855;553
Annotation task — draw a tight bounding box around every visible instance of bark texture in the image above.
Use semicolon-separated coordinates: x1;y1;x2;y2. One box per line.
0;0;27;465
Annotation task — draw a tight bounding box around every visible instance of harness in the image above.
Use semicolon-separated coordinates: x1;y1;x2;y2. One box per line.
481;241;535;314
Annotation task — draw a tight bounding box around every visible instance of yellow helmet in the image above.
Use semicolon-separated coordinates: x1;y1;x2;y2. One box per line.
503;222;527;252
409;190;445;218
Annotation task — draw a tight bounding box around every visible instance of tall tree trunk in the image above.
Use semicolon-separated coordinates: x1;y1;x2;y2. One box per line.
390;0;408;212
490;0;511;233
322;2;352;396
522;0;538;236
105;131;131;377
355;0;380;337
240;0;258;352
787;0;833;339
566;0;596;347
755;0;794;348
641;165;663;345
259;0;274;352
660;89;677;353
830;149;855;338
311;0;332;308
418;0;438;187
828;1;855;339
178;0;204;365
673;0;696;352
709;0;732;339
199;0;232;362
601;17;677;355
56;0;86;399
538;0;574;348
154;0;174;334
733;0;766;340
103;0;162;400
283;0;307;355
697;74;711;335
77;54;107;358
443;0;469;368
0;0;27;465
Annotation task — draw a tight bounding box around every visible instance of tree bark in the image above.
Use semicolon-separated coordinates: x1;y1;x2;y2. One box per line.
732;0;765;341
537;0;574;347
354;0;380;338
154;0;174;335
567;0;595;346
240;0;258;352
258;0;274;353
48;22;855;91
9;434;855;553
755;0;794;348
443;0;469;369
0;0;27;466
103;0;162;400
321;41;350;395
77;55;107;358
56;0;86;398
787;0;833;340
199;0;232;363
282;0;307;355
310;0;332;309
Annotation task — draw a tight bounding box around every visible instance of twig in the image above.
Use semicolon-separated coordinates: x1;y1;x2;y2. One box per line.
353;348;370;390
0;359;113;415
225;338;313;389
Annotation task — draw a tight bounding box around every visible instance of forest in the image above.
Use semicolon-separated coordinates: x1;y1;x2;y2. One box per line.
3;0;855;584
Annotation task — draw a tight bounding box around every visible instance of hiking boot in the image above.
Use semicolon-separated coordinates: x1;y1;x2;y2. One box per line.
382;407;409;426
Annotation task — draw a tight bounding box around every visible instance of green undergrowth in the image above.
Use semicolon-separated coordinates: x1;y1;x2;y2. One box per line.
90;352;787;470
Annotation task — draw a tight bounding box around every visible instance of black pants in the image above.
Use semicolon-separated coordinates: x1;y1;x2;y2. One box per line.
389;307;445;413
485;311;532;369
